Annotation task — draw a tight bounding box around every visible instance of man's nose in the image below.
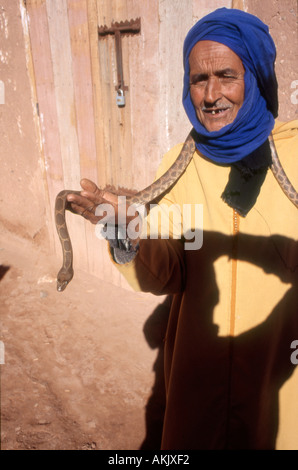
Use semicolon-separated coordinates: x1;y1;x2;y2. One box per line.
204;77;222;103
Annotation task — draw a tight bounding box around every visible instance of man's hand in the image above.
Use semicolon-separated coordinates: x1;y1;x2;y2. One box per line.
66;178;117;224
66;178;140;231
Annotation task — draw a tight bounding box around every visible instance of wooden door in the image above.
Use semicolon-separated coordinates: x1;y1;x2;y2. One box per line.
25;0;230;287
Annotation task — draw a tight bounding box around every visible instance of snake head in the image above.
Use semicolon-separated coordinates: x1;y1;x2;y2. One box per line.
57;280;69;292
57;268;74;292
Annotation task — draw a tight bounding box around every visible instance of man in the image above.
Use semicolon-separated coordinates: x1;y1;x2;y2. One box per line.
67;8;298;449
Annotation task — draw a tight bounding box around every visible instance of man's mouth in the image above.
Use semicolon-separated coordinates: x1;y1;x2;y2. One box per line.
202;106;231;115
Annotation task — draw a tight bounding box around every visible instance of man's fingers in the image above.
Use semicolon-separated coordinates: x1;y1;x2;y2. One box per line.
68;202;84;214
65;180;138;226
66;193;90;207
65;193;96;215
66;191;117;217
96;190;119;205
80;178;99;193
80;178;109;203
80;179;128;207
80;188;119;206
68;201;104;225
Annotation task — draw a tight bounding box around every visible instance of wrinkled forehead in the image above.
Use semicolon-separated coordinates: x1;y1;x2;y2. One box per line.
189;40;245;72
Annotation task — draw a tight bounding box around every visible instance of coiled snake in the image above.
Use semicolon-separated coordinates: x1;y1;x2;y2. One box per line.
55;130;298;292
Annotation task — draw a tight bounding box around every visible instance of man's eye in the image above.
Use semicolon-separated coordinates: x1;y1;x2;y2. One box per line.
190;74;241;88
220;75;238;82
190;77;207;86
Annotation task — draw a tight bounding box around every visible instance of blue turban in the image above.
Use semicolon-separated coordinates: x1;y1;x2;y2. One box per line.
183;8;278;163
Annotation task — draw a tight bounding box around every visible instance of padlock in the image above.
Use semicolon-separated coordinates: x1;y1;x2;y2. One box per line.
116;89;125;107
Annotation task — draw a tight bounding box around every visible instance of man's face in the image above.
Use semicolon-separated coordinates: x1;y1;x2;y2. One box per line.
189;40;245;132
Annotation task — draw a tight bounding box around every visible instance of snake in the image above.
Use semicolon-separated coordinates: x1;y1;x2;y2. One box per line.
55;130;298;292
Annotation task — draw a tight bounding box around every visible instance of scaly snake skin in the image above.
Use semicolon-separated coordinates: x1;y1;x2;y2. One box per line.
55;130;298;291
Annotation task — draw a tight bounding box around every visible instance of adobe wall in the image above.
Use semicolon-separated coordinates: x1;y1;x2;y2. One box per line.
246;0;298;121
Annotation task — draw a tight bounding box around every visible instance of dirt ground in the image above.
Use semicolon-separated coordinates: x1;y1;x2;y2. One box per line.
0;227;170;450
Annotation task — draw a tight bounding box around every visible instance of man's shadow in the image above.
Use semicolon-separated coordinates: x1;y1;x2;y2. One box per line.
138;231;298;450
140;295;171;450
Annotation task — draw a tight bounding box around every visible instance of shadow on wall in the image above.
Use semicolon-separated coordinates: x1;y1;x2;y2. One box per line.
137;231;298;449
140;296;171;450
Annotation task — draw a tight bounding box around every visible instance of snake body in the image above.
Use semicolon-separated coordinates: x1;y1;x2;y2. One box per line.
268;134;298;208
55;130;298;291
55;130;195;291
55;189;81;292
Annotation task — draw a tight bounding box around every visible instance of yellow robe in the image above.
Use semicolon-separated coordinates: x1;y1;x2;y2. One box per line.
112;120;298;449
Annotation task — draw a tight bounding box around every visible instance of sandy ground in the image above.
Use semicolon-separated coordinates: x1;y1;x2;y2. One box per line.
0;227;169;450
